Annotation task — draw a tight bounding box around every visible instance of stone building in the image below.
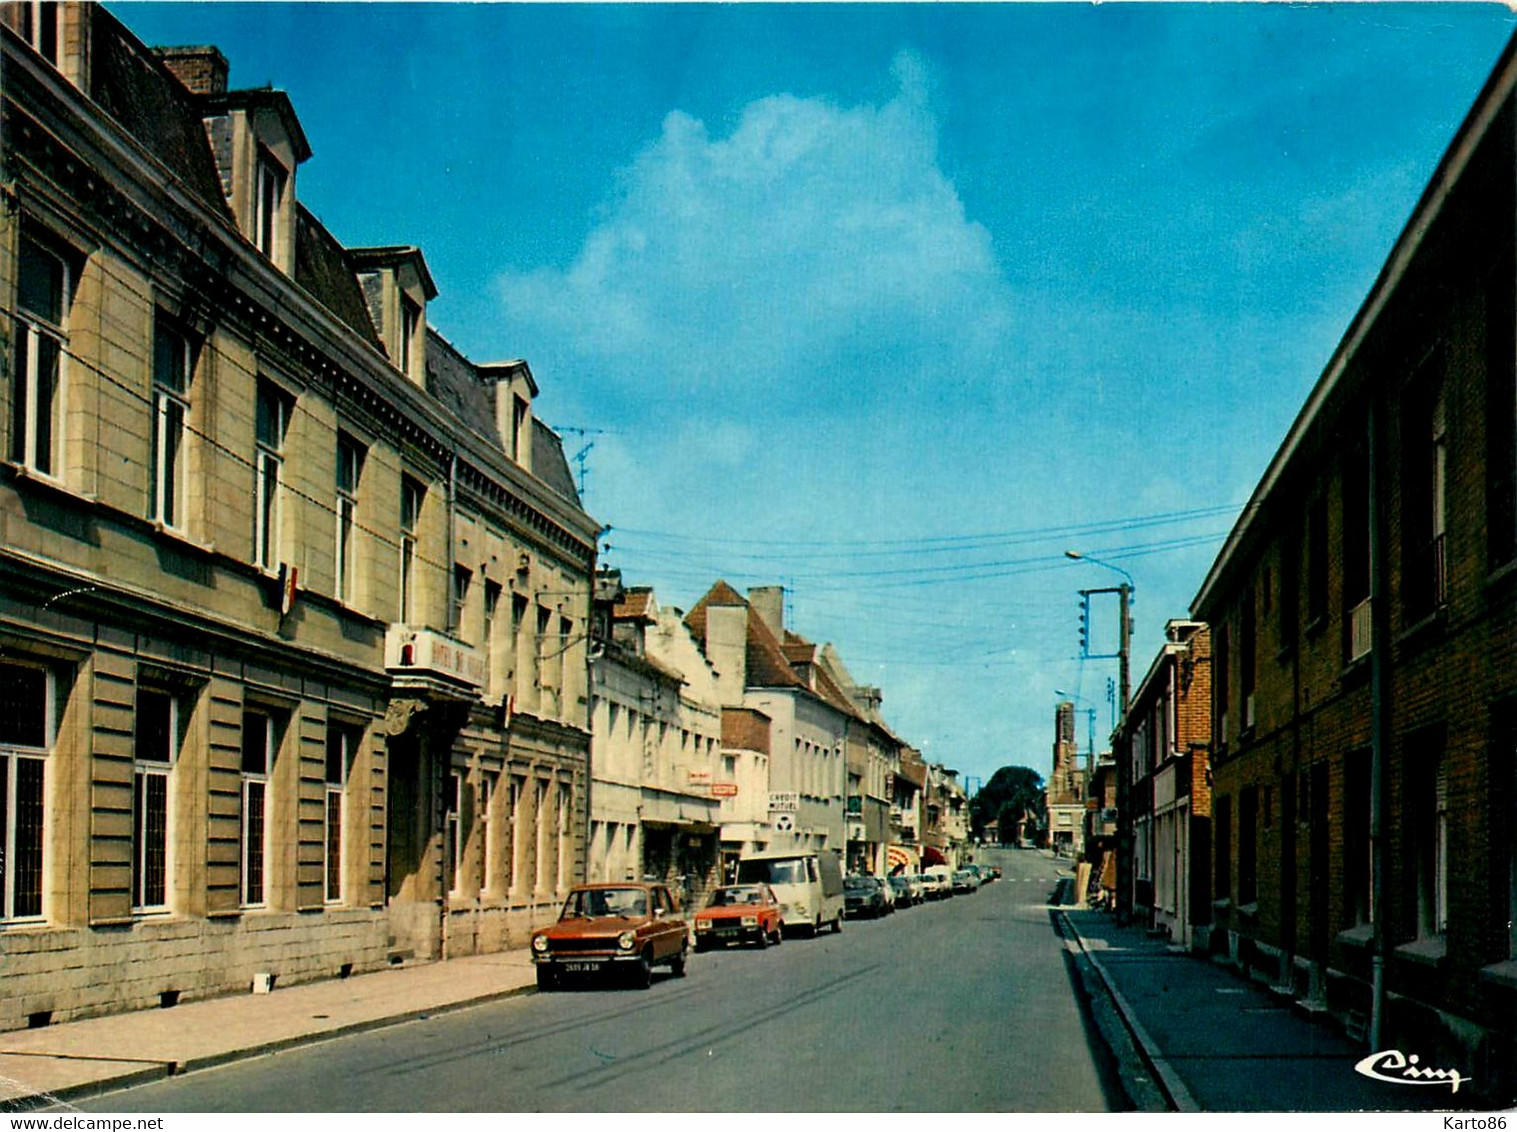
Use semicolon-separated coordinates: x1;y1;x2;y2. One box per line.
587;573;722;906
0;4;595;1029
1192;35;1517;1104
685;582;849;858
1113;621;1211;948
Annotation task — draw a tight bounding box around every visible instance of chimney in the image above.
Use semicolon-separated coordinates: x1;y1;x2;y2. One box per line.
153;46;229;95
748;586;784;635
705;605;748;704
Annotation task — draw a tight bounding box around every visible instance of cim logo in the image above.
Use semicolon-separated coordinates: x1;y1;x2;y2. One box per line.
1354;1050;1469;1094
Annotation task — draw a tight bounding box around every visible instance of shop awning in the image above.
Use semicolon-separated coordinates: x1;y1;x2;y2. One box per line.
921;845;947;867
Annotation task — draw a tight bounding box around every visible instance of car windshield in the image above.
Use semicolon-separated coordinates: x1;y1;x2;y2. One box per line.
561;887;647;919
737;859;807;886
708;886;765;907
844;877;874;891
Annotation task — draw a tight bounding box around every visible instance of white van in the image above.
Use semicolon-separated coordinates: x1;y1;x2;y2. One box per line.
735;850;844;936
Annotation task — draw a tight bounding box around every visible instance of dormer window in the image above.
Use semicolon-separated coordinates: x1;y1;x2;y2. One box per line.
19;1;59;65
254;149;286;260
400;295;420;378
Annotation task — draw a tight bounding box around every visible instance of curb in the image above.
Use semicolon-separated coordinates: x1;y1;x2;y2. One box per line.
2;982;539;1111
1058;911;1202;1114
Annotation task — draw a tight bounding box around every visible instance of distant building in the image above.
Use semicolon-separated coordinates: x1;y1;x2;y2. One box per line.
1045;702;1088;858
1114;621;1212;948
588;574;722;906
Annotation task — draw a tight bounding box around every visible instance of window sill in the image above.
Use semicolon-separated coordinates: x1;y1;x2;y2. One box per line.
1395;607;1446;652
1336;924;1374;949
4;462;98;505
1236;901;1260;920
1304;614;1327;640
1486;557;1517;599
1479;959;1517;989
1212;898;1232;912
150;521;216;558
1340;653;1372;685
1393;936;1447;966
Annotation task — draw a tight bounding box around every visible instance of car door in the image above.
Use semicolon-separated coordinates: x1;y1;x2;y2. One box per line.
651;886;681;957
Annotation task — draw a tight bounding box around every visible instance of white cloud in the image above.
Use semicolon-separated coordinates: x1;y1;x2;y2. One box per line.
497;50;1014;419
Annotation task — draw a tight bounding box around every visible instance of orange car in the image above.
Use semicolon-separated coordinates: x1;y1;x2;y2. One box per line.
693;884;784;950
530;882;689;990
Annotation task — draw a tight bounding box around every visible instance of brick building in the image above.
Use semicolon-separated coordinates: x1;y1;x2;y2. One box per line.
1113;621;1211;948
1045;701;1087;857
0;4;596;1029
1191;36;1517;1103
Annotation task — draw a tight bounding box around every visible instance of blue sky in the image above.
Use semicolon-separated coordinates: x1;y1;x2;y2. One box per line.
120;2;1517;788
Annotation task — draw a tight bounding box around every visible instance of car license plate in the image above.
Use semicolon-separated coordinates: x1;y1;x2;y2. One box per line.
562;962;601;973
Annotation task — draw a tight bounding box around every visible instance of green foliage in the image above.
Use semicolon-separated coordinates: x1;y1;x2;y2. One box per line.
969;765;1045;842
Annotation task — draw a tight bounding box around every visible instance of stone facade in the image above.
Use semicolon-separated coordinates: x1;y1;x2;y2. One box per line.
0;5;595;1029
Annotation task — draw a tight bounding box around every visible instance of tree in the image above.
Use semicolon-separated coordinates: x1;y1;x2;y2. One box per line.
969;765;1045;843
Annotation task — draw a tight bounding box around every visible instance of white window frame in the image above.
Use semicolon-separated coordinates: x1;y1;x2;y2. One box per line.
335;434;362;604
1;660;53;922
446;771;463;896
399;476;423;622
20;0;59;65
151;320;192;530
480;771;497;895
399;295;420;377
240;710;273;908
324;725;352;905
253;150;285;260
12;234;70;479
254;383;288;571
132;689;177;914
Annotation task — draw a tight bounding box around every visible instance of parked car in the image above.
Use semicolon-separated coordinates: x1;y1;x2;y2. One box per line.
736;850;845;935
844;875;891;919
951;868;980;894
693;884;784;950
530;883;688;990
923;864;955;897
888;874;922;907
917;871;951;900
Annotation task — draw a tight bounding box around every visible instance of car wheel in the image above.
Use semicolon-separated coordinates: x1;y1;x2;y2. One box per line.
670;945;688;978
535;966;558;992
833;913;843;934
633;952;653;989
755;929;768;950
810;916;821;938
771;926;783;946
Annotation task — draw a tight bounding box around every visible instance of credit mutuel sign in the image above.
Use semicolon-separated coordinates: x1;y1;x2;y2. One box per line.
768;791;800;812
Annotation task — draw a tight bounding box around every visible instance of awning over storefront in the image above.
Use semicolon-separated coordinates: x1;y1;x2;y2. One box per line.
886;844;919;874
921;845;947;867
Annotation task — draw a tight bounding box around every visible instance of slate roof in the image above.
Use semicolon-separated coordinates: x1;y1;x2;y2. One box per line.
87;7;231;219
295;207;382;349
425;329;498;443
531;419;581;505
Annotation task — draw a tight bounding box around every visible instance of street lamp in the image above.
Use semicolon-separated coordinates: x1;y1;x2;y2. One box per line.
1065;549;1136;927
1063;550;1133;714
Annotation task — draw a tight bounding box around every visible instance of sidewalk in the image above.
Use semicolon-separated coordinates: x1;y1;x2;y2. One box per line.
1062;909;1466;1112
0;948;537;1111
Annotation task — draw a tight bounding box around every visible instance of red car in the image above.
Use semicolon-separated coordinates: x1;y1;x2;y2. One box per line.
530;883;689;989
693;884;784;950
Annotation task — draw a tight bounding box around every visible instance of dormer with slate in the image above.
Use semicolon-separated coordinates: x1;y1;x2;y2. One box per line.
351;247;437;385
479;359;538;470
191;78;311;275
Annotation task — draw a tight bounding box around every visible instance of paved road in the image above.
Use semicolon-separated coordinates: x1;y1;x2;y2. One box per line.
84;849;1122;1112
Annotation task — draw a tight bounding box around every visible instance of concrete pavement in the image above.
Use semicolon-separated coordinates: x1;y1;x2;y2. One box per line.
0;948;537;1110
1061;906;1478;1112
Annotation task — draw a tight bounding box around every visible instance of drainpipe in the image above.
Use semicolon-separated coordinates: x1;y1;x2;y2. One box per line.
1368;400;1390;1050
